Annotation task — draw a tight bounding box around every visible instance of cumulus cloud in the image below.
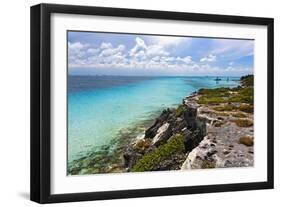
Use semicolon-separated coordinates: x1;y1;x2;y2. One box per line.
178;56;193;64
99;44;125;58
68;36;252;76
200;54;217;62
68;42;88;58
87;48;99;55
150;36;191;47
69;37;190;69
129;37;147;56
100;42;113;49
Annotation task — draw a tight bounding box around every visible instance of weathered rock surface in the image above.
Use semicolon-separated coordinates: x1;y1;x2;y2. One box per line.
151;122;171;146
181;99;254;170
145;109;172;139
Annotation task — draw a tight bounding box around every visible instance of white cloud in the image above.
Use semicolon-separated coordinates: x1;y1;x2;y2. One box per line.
178;56;193;64
68;42;88;58
68;42;84;50
100;42;112;49
135;37;147;49
87;48;99;55
146;45;169;57
99;44;125;57
150;36;191;47
68;37;251;76
129;37;147;56
200;54;216;62
129;37;171;66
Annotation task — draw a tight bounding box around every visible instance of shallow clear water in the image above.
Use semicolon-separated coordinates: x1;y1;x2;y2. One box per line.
68;76;239;163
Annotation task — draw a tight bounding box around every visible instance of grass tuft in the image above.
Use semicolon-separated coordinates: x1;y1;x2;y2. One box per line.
213;104;236;111
201;160;216;169
197;75;254;106
132;134;185;172
239;136;254;146
175;104;184;117
213;104;253;114
241;75;254;87
133;139;151;152
212;111;231;116
232;112;247;118
232;119;253;127
237;104;254;113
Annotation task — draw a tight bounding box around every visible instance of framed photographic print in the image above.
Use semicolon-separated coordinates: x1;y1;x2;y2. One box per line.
30;3;274;203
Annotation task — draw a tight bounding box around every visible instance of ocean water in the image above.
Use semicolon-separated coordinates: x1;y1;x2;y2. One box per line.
68;76;240;164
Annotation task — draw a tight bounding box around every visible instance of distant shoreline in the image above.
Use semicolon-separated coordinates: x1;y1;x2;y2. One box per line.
68;74;247;78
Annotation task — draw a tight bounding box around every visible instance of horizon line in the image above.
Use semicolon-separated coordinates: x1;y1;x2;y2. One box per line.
68;74;252;77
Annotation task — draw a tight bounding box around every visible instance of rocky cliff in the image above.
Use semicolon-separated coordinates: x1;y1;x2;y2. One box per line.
123;95;207;172
124;75;254;172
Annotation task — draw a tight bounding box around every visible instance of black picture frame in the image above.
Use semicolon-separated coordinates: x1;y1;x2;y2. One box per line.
30;3;274;204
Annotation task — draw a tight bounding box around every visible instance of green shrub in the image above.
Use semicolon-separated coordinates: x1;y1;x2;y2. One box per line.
198;88;232;104
133;139;151;152
198;97;226;104
213;111;231;116
241;75;254;87
213;104;253;114
232;119;253;127
132;134;185;172
232;112;247;118
239;136;254;146
198;87;231;97
237;104;254;113
213;104;236;111
201;160;216;169
176;104;184;117
229;87;254;104
197;77;254;105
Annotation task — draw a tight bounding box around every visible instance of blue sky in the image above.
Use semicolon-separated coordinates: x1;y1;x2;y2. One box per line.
68;31;254;76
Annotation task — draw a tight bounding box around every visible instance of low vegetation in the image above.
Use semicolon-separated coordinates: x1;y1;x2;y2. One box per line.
241;75;254;87
228;87;253;104
133;139;151;152
232;119;253;127
212;111;231;117
176;104;184;117
239;136;254;146
132;134;185;172
198;75;254;106
231;112;247;118
201;160;216;169
213;104;253;114
237;104;254;113
213;104;236;111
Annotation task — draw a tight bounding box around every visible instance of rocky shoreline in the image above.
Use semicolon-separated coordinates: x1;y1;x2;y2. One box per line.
124;75;254;172
69;75;254;175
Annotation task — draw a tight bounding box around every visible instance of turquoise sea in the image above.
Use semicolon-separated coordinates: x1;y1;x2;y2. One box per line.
67;76;240;168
